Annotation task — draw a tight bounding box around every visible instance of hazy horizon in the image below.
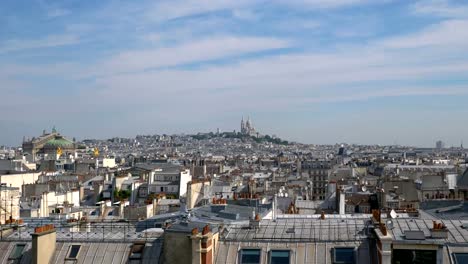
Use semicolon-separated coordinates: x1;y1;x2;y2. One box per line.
2;123;463;149
1;0;467;147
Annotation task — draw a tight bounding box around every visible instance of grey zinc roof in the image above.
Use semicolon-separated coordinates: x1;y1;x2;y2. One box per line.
389;218;468;244
421;175;447;190
223;219;367;242
214;239;370;264
0;242;33;264
458;168;468;189
166;221;218;234
0;241;138;264
50;242;132;264
134;163;181;172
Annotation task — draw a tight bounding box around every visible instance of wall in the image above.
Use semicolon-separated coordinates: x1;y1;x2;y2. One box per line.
0;172;41;190
39;190;80;217
113;175;129;191
23;183;49;197
163;232;193;264
187;180;211;209
124;204;153;220
0;188;20;224
32;230;56;264
99;158;116;168
179;169;192;197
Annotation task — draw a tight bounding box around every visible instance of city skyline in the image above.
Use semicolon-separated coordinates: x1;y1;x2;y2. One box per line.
1;0;468;146
3;121;465;149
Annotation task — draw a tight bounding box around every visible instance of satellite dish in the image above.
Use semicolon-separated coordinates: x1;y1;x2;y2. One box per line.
284;193;289;197
390;209;397;219
362;186;367;192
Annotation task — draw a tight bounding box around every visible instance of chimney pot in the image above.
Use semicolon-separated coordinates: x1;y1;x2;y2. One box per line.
202;225;210;235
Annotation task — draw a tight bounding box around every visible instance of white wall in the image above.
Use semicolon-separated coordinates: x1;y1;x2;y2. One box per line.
179;169;192;197
39;190;80;217
0;172;40;190
100;158;116;168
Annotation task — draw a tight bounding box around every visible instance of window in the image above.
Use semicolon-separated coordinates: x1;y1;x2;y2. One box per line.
240;249;261;264
453;253;468;264
9;244;26;260
333;248;355;264
67;245;81;259
270;250;290;264
392;249;436;264
129;242;145;261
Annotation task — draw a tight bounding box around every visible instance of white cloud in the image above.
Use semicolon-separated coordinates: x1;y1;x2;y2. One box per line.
0;34;79;54
298;86;468;103
146;0;258;22
143;0;373;24
77;14;468;114
278;0;369;9
46;8;70;18
378;19;468;49
232;9;258;21
85;36;291;76
141;33;162;43
411;0;468;18
2;0;468;145
275;19;321;31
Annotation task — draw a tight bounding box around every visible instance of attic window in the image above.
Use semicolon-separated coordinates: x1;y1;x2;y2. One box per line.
453;253;468;264
129;242;145;260
404;230;426;240
66;245;81;259
333;248;355;264
270;250;290;264
240;249;261;264
9;244;26;260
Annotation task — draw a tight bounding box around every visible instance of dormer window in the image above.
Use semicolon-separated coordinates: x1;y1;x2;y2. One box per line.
66;245;81;260
333;247;355;264
239;249;261;264
129;242;145;263
270;250;290;264
9;244;26;261
453;253;468;264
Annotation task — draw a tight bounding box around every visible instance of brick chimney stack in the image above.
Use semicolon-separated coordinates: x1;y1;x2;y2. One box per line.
190;225;217;264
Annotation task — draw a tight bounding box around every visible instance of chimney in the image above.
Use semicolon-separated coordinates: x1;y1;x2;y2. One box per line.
431;221;448;239
339;190;346;215
153;198;158;216
190;225;215;264
98;202;105;217
119;203;125;218
249;213;261;230
32;224;56;264
79;186;85;202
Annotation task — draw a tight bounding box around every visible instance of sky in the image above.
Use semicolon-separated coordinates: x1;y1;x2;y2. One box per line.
1;0;468;147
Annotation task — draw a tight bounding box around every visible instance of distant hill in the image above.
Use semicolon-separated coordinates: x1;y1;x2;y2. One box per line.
190;132;289;145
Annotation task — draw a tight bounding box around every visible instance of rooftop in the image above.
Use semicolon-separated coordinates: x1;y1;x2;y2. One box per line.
223;218;367;242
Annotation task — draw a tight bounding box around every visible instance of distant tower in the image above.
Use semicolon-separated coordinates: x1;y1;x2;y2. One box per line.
246;116;251;131
436;140;444;150
241;117;245;134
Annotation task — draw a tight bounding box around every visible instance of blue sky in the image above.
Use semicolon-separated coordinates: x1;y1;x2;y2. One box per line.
1;0;468;147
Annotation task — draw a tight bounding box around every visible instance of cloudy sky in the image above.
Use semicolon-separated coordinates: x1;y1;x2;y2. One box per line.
1;0;468;147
